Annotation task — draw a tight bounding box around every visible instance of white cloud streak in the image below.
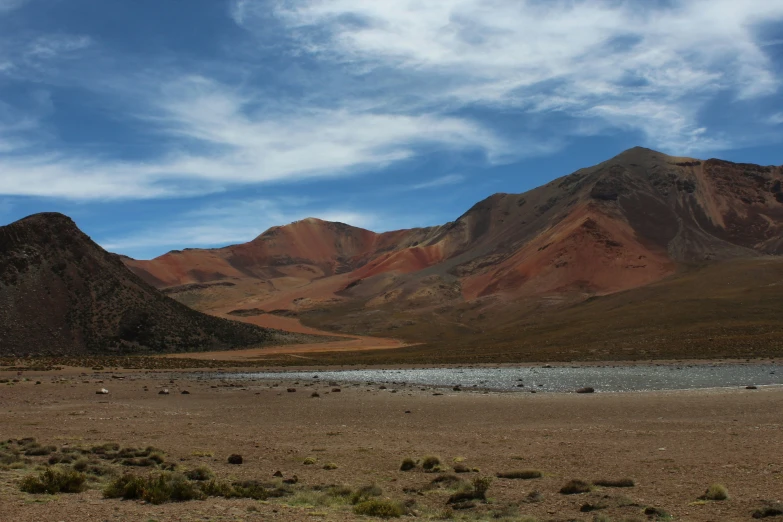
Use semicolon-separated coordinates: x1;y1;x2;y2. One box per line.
410;174;465;190
256;0;783;152
99;197;386;258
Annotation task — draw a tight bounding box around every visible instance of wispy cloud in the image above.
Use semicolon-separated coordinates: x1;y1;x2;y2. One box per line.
410;174;465;190
0;74;506;199
99;197;396;258
252;0;783;153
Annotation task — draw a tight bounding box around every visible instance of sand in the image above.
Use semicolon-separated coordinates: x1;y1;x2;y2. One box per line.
1;367;782;521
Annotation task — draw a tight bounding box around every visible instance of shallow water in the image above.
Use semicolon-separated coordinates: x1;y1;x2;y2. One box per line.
215;363;783;393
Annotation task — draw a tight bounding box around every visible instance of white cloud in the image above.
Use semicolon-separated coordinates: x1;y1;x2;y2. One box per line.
0;75;506;199
249;0;783;152
769;113;783;126
410;174;465;190
99;197;382;257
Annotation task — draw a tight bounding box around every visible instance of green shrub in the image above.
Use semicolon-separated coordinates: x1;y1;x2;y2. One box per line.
594;478;635;488
560;479;592;495
496;470;542;480
447;476;492;504
323;462;338;470
353;499;404;518
303;457;317;465
184;466;214;481
400;457;417;471
421;455;441;471
20;467;87;494
350;484;383;505
103;472;205;504
704;483;729;501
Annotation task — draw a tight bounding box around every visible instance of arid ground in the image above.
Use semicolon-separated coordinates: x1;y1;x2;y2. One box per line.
1;366;782;521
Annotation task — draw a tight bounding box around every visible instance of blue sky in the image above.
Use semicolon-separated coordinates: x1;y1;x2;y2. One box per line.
1;0;782;259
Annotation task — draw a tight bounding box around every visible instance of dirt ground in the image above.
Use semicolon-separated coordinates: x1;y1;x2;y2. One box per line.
1;367;782;522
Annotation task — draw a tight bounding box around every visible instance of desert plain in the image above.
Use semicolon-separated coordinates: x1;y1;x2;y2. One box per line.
2;360;782;522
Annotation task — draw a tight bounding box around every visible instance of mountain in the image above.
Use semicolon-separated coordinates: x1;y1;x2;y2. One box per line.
125;147;783;319
0;213;310;356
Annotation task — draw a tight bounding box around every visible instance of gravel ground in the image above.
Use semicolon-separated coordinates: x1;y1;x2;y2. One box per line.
1;366;782;521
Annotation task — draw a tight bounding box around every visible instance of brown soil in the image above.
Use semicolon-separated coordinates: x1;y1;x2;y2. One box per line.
1;366;781;521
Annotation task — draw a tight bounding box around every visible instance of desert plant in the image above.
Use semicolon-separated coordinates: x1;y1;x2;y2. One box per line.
323;462;338;470
560;479;592;495
353;499;404;518
447;476;492;504
184;466;214;481
400;458;417;471
496;470;542;480
350;484;383;505
103;472;204;504
20;467;87;494
594;478;635;488
421;455;441;471
704;483;729;501
303;456;317;465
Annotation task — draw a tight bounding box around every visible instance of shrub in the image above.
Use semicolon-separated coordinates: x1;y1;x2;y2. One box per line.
704;483;729;501
353;499;404;518
103;472;204;504
303;457;317;465
227;454;243;465
350;484;383;505
560;479;592;495
594;478;635;488
753;506;783;519
20;467;87;494
400;458;417;471
496;470;542;480
425;475;464;491
199;479;234;498
421;455;441;471
24;445;57;456
91;443;120;455
447;476;492;504
323;462;338;470
184;466;214;481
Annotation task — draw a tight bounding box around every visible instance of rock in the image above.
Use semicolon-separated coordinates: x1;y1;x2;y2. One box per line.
746;385;758;390
159;389;169;395
273;470;283;477
311;392;320;398
453;386;461;391
332;388;341;393
95;388;109;395
181;390;190;394
227;454;243;465
576;387;595;394
287;388;296;393
283;475;298;484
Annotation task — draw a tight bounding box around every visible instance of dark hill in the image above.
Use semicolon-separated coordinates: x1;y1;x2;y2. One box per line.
0;213;306;356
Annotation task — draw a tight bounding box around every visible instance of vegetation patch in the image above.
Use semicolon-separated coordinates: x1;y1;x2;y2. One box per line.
703;483;729;501
421;455;441;471
20;467;87;495
594;478;635;488
447;476;492;504
400;457;417;471
496;470;542;480
104;473;205;504
560;479;592;495
353;499;404;518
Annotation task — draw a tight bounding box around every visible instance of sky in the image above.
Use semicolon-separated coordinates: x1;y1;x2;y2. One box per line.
0;0;782;259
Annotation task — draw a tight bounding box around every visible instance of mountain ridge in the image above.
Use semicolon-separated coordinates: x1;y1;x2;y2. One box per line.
124;147;783;315
0;213;314;356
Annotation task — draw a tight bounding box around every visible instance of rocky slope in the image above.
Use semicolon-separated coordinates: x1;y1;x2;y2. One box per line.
125;147;783;318
0;213;309;356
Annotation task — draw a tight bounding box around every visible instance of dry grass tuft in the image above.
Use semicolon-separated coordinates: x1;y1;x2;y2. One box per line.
560;479;592;495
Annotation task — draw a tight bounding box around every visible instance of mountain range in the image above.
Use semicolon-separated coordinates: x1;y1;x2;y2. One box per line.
2;147;781;360
0;213;313;356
